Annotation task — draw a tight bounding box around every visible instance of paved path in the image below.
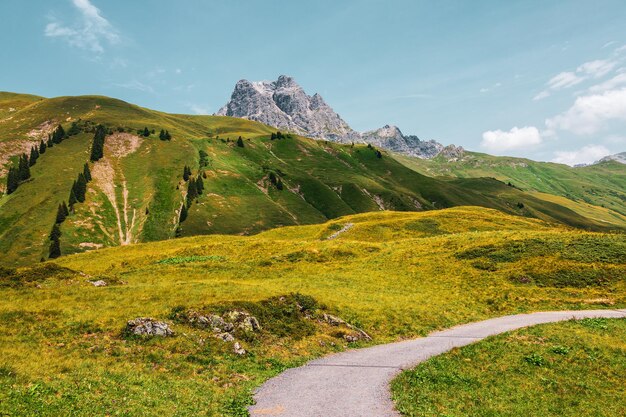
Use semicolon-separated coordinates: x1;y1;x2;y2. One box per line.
249;309;626;417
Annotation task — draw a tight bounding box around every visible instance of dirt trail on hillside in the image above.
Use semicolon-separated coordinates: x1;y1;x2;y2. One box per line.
91;133;143;245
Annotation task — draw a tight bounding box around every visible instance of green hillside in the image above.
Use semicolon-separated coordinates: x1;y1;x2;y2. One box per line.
0;207;624;415
0;93;621;267
394;151;626;227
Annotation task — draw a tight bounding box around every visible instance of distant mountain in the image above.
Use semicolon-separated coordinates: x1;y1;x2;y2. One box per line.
217;75;463;159
595;152;626;165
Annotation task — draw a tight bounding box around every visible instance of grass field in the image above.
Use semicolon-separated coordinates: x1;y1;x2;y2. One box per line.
394;151;626;224
0;207;624;416
392;318;626;417
2;92;620;267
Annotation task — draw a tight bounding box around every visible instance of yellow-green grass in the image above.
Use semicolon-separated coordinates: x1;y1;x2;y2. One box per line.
392;318;626;417
394;151;626;222
2;92;622;268
1;207;624;415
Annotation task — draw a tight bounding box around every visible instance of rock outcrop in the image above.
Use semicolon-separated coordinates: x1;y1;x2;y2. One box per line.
217;75;463;159
125;318;174;337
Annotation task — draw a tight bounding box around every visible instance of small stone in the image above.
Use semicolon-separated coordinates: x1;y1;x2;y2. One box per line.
216;332;235;342
125;318;174;337
241;316;262;332
89;280;107;287
233;341;246;355
322;313;345;326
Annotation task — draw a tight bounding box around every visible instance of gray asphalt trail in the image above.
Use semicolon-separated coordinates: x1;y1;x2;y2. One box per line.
249;309;626;416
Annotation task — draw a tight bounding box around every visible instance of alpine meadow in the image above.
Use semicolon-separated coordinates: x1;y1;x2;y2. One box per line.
1;1;625;416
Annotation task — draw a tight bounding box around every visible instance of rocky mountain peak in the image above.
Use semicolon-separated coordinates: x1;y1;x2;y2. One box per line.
217;75;463;159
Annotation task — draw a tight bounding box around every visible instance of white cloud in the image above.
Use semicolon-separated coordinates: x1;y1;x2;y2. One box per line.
481;126;542;152
552;145;610;166
533;91;550;101
545;88;626;135
45;0;119;53
577;59;615;78
548;71;585;90
588;71;626;93
534;58;618;100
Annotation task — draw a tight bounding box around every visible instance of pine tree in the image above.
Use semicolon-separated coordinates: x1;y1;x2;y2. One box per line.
83;163;92;182
39;140;47;154
196;176;204;195
5;166;19;194
376;150;382;158
49;237;61;259
183;166;191;181
18;154;31;181
179;204;188;223
276;178;284;190
165;130;171;140
49;223;61;241
68;184;78;208
90;125;106;162
142;127;150;137
271;132;277;140
75;173;87;202
237;136;244;147
29;147;39;166
159;129;166;140
55;203;68;224
52;125;66;144
277;131;283;139
188;177;198;200
62;201;69;217
67;121;81;136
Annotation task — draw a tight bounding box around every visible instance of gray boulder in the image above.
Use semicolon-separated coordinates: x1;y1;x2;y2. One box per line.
125;318;174;337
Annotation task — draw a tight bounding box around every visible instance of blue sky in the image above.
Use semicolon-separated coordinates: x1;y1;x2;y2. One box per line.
1;0;626;164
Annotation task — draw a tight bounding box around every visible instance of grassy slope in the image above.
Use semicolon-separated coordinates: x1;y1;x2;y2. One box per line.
1;93;615;267
0;207;624;415
394;151;626;225
392;318;626;417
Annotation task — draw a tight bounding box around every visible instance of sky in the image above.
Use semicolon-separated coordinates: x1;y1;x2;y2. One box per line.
1;0;626;165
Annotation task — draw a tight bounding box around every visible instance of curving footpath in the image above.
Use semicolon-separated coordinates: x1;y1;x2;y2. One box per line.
249;309;626;417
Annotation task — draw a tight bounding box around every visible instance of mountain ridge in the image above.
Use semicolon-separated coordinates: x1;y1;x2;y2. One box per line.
217;75;464;159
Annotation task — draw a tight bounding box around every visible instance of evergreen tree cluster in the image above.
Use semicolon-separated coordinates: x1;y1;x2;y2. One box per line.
185;175;204;207
198;150;210;168
159;129;172;141
49;125;67;145
268;172;284;190
183;165;192;182
49;223;61;259
69;163;92;209
5;153;32;195
270;131;287;140
90;125;107;162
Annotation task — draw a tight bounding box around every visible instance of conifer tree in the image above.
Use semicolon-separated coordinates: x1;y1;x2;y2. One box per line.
376;150;382;158
237;136;244;147
271;132;277;140
39;140;47;154
29;147;39;166
159;129;166;140
90;125;106;162
277;131;283;139
52;125;66;144
49;237;61;259
75;173;87;202
179;204;188;223
62;201;69;217
142;127;150;137
5;167;19;194
196;176;204;195
49;223;61;241
83;163;92;182
183;166;191;181
276;178;284;190
188;177;198;200
68;184;78;208
18;154;31;181
55;203;68;224
165;130;171;140
67;121;81;136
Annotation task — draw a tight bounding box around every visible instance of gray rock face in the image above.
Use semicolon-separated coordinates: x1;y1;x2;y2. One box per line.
217;75;462;159
125;318;174;337
595;152;626;165
217;75;358;143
